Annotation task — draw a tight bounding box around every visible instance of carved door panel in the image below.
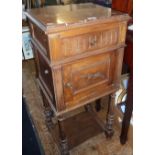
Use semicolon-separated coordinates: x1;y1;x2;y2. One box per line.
62;51;116;108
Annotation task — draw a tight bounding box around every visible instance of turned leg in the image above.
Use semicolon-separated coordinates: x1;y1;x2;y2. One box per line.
95;99;101;112
42;97;54;129
105;93;115;138
40;89;55;129
44;107;54;129
58;119;69;155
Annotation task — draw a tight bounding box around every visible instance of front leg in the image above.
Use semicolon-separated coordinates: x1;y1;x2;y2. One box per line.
58;119;69;155
40;89;55;129
104;93;115;138
44;107;54;129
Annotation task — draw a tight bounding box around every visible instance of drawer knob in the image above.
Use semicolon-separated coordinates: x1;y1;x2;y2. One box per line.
89;38;97;46
65;82;73;89
44;69;49;74
90;40;96;46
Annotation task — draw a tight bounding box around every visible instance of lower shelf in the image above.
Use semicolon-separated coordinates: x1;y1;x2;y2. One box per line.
64;111;104;149
51;110;104;150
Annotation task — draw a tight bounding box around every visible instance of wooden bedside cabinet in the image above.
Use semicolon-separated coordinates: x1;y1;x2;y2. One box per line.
26;3;130;154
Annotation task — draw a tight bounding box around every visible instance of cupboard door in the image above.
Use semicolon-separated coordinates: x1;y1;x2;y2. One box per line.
62;51;116;108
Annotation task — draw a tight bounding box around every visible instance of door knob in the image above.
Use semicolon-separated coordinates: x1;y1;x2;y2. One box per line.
65;82;73;89
44;69;49;74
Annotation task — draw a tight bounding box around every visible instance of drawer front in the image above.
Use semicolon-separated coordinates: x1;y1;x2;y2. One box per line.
33;24;49;56
62;52;116;107
49;22;127;61
36;50;55;101
60;28;118;57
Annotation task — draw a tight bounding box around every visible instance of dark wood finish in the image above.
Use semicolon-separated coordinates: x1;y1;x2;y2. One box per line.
25;3;130;152
85;104;105;131
33;24;49;56
58;119;69;155
112;0;133;16
120;72;133;144
95;99;101;112
30;41;39;78
37;49;56;106
120;29;133;144
62;110;103;149
105;93;115;138
123;30;133;72
40;89;55;129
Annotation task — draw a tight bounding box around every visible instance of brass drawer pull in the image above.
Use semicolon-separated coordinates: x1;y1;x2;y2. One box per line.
81;72;105;80
44;69;49;74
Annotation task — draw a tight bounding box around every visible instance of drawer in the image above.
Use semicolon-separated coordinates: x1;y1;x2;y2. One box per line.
49;22;126;61
60;28;118;56
33;24;49;56
36;50;55;102
62;52;116;107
